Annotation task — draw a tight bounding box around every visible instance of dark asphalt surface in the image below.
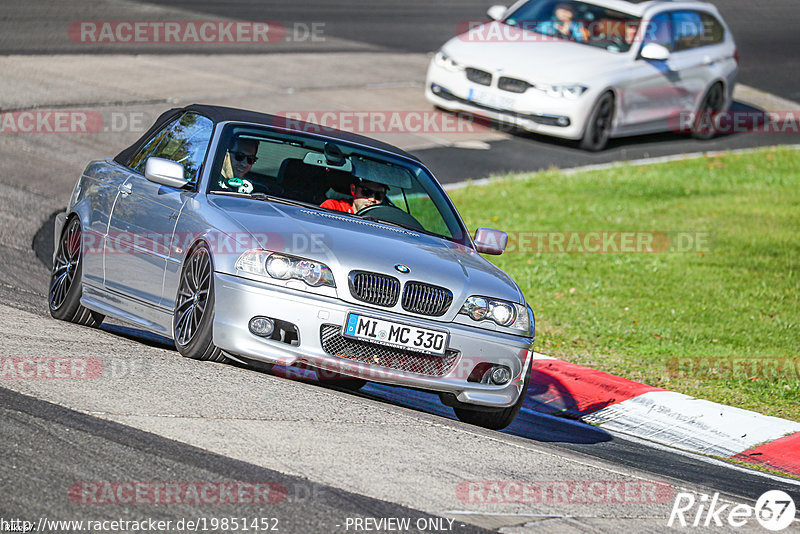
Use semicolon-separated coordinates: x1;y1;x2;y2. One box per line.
147;0;800;102
0;387;491;534
350;382;800;505
1;0;798;102
4;360;800;532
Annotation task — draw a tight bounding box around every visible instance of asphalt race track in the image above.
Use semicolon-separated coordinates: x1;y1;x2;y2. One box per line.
1;1;799;532
2;0;799;182
3;0;799;102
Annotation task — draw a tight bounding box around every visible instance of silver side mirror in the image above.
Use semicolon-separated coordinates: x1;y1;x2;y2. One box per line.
474;227;508;255
486;5;507;21
144;157;189;188
640;42;670;61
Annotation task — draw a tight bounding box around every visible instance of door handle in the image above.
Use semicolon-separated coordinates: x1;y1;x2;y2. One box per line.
119;183;132;196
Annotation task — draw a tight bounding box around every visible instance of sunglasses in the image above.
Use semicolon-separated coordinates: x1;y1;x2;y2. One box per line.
357;185;386;201
231;151;258;165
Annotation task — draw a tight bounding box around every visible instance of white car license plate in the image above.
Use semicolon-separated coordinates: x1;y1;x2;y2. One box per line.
467;87;516;110
344;313;449;356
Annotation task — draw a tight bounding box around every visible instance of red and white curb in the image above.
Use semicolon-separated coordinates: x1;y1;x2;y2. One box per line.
524;353;800;477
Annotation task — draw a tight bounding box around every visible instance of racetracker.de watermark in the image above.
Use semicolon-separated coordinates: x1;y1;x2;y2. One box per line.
669;111;800;135
82;231;331;257
501;231;711;254
0;357;103;380
0;357;159;380
456;19;717;44
275;110;489;134
0;110;151;134
457;480;674;504
68;21;325;44
69;482;287;505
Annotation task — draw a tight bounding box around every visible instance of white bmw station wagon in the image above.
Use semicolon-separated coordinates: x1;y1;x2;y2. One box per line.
426;0;738;150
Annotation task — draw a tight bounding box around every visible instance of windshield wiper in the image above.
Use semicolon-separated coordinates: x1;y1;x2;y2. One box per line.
209;190;318;209
208;190;252;198
359;215;447;239
359;215;412;230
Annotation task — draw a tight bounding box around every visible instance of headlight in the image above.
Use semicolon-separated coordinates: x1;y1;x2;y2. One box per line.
235;250;335;288
536;84;588;99
459;296;530;332
434;51;464;72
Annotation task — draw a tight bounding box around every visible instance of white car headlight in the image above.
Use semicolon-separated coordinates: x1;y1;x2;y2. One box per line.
235;250;335;288
459;295;530;332
434;51;464;72
537;84;588;100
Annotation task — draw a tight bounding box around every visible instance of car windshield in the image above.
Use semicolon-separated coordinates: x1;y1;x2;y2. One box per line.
503;0;641;53
208;124;470;246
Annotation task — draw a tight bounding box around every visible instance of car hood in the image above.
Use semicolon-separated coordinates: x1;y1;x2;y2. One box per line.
443;22;628;83
208;196;525;310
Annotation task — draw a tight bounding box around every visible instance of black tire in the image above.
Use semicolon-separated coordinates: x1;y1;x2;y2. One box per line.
48;216;104;327
173;244;227;362
691;82;725;140
453;369;531;430
580;92;615;152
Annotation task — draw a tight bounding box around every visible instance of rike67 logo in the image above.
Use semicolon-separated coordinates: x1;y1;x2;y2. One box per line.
668;490;796;531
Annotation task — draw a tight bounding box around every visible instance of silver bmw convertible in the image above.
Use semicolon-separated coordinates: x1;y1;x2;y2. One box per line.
49;104;534;429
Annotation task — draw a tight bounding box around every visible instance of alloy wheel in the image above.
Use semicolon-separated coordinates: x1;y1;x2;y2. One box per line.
49;217;81;311
174;247;212;346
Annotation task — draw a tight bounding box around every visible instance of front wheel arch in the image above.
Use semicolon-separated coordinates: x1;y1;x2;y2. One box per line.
690;81;727;140
579;90;617;152
48;214;104;327
449;368;532;430
172;241;227;362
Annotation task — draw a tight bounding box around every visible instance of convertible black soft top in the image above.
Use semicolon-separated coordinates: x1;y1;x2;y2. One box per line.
114;103;420;167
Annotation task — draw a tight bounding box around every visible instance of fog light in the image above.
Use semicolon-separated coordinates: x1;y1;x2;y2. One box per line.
557;117;569;126
432;83;441;94
488;366;512;385
249;316;275;337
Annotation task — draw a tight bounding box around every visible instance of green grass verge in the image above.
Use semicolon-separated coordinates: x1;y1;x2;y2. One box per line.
451;146;800;421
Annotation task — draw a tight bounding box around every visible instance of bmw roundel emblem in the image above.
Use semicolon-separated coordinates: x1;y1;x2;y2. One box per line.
394;264;410;274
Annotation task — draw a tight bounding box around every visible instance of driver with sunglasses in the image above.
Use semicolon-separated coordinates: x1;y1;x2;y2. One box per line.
218;137;259;193
321;178;387;214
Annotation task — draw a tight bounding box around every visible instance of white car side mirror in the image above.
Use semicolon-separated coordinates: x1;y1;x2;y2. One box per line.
486;5;507;21
640;42;670;61
144;157;189;188
474;227;508;255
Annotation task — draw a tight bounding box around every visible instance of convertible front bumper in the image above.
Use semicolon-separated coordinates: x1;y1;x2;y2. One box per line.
212;272;534;408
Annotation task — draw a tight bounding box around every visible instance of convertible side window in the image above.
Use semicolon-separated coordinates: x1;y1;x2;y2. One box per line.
129;112;214;182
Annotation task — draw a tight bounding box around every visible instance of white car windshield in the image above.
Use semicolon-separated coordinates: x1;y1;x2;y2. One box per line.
208;125;471;246
504;0;641;53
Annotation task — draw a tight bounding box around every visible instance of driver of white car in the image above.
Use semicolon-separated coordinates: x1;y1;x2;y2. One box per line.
535;2;589;42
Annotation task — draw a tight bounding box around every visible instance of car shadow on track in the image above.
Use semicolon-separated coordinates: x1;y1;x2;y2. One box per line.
353;379;612;445
239;360;612;445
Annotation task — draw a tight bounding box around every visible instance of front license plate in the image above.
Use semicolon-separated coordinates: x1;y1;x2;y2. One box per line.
467;87;516;110
344;313;449;356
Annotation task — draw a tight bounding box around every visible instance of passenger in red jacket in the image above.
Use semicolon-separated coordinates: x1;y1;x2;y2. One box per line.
321;178;387;214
